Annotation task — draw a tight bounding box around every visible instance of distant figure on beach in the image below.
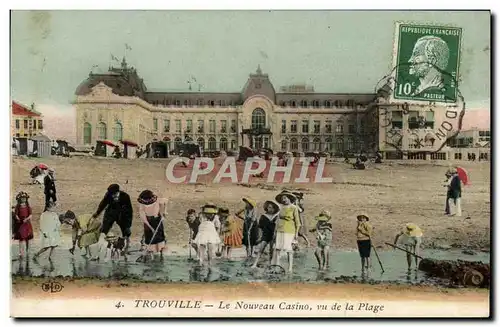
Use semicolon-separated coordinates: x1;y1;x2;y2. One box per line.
394;223;423;271
448;168;462;217
218;207;243;260
236;198;259;258
137;190;167;260
43;168;57;211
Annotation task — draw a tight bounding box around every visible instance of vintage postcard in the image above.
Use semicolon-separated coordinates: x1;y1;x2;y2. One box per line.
9;9;491;318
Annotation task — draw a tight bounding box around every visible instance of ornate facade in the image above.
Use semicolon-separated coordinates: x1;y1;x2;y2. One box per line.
73;59;378;154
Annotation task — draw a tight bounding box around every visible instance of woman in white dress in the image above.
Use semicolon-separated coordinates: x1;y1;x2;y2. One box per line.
193;203;221;266
33;201;61;260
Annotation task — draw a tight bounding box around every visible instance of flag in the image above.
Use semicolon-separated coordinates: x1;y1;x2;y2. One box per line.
125;43;132;50
111;54;119;62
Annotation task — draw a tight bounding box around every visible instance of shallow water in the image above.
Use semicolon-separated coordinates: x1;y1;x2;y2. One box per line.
11;244;490;285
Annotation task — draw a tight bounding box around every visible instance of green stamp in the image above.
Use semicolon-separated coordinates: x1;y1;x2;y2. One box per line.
391;23;462;104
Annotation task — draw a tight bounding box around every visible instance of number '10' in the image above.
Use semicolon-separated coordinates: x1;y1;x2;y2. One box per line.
398;83;412;95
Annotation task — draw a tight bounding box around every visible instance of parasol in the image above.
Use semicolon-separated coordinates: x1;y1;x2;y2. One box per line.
37;163;48;170
457;166;470;185
120;139;138;147
100;140;116;147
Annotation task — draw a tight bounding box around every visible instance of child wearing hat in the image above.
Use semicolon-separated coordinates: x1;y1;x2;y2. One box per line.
218;207;243;259
137;190;167;259
309;210;333;270
272;192;301;273
251;200;280;268
12;191;34;258
186;209;200;258
62;211;101;258
356;214;373;275
235;197;259;258
394;223;423;270
194;203;222;266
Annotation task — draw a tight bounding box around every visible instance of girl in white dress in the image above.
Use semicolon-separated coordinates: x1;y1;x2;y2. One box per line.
193;203;221;266
33;201;61;260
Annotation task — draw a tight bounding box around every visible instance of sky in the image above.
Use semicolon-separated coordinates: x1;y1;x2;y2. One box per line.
10;10;491;141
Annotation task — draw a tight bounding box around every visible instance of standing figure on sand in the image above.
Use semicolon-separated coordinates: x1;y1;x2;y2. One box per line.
251;200;280;268
137;190;167;260
236;198;259;258
33;201;61;261
394;223;423;271
92;184;133;261
43;168;57;211
218;207;243;259
356;214;373;276
193;203;221;266
12;192;34;258
310;210;333;271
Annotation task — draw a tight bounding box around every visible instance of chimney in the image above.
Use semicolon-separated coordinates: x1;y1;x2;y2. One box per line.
31;103;35;111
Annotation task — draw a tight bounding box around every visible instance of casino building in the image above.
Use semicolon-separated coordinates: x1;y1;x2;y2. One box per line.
73;58;379;155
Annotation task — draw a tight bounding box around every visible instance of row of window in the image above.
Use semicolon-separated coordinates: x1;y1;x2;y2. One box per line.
280;120;362;134
155;118;238;134
82;121;123;145
148;99;363;108
14;119;43;130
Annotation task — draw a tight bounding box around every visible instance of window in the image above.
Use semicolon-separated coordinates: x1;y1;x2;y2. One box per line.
197;137;205;149
347;137;354;150
281;140;287;151
174;137;182;150
281;120;286;133
175;120;181;133
336;138;344;152
425;111;435;129
164;119;170;132
313;137;321;151
197;99;204;106
113;122;123;141
346;100;356;109
28;120;33;129
15;120;19;129
208;100;215;107
208;137;217;150
251;108;266;130
38;120;43;129
290;138;298;150
291;100;297;107
209;120;216;133
24;120;28;129
184;100;190;107
231;120;236;133
313;121;320;134
335;124;344;133
348;124;355;134
392;111;403;129
219;100;226;106
97;122;107;140
454;153;462;160
220;138;228;151
334;100;344;108
15;133;20;137
325;100;332;108
302;120;309;134
153;118;158;131
325;120;332;133
186;120;192;133
231;139;237;150
33;120;37;129
301;137;309;152
220;120;227;133
198;120;204;133
313;100;320;108
301;100;308;107
325;137;333;152
175;100;181;107
408;111;419;130
291;120;297;133
83;122;92;145
163;137;171;151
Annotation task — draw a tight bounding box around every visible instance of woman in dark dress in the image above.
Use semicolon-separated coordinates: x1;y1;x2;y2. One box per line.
251;200;280;268
235;197;259;257
137;190;167;258
12;191;34;258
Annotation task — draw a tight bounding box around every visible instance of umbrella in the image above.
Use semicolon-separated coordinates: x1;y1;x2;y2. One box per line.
457;167;470;185
99;140;116;147
37;163;48;170
120;139;138;147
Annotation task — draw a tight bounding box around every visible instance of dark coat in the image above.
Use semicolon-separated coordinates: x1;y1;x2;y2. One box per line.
449;175;462;199
44;174;56;195
95;191;133;222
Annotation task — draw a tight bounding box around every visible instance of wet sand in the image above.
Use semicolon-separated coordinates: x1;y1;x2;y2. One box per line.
11;156;491;250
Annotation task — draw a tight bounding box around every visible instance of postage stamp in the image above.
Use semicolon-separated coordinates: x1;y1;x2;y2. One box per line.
9;10;490;319
391;23;463;105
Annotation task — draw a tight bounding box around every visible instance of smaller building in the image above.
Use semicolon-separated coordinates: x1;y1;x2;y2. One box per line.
11;101;44;138
447;128;490;161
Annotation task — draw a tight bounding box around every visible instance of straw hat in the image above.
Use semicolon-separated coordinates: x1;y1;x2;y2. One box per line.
242;197;257;208
137;189;158;205
356;213;370;221
404;223;423;237
275;192;297;204
202;202;218;214
263;200;280;214
15;191;29;201
105;232;118;241
316;210;332;221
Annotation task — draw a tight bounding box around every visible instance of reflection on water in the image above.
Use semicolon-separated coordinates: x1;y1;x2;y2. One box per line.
11;245;490;285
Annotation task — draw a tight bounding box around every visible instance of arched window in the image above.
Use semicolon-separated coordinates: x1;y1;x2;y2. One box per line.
290;138;298;150
163;137;171;151
336;138;344;153
220;137;228;151
313;137;321;151
251;108;266;130
209;100;215;107
334;100;344;108
97;122;107;140
301;137;309;152
281;140;287;151
197;137;205;149
290;100;297;107
208;137;217;150
230;139;236;150
83;122;92;145
347;137;354;150
325;137;333;152
185;136;193;142
325;100;332;108
174;137;182;150
301;100;308;107
184;100;190;107
113;122;123;142
312;100;320;108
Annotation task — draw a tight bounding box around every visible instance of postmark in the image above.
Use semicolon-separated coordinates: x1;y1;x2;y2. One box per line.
391;23;463;105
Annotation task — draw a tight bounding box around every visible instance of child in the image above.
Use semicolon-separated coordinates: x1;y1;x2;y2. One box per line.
356;214;373;275
394;223;423;271
193;203;221;266
33;201;61;261
63;211;101;258
251;200;280;268
218;208;243;259
309;210;332;270
235;197;259;258
12;192;34;258
186;209;200;258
